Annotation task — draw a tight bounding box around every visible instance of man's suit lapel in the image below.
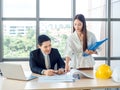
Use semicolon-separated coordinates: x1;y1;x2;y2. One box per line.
38;49;46;68
49;49;55;68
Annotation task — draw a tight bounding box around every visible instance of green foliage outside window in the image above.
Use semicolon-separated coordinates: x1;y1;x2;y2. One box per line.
3;29;36;58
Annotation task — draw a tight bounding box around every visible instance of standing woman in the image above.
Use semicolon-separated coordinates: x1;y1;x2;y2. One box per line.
65;14;100;72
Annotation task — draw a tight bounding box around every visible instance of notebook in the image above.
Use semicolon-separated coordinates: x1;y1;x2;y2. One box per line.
0;63;37;81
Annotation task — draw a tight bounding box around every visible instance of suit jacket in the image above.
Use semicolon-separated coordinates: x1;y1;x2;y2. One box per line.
29;48;65;74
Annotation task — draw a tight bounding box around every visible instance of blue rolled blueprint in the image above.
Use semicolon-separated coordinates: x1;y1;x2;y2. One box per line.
83;38;108;57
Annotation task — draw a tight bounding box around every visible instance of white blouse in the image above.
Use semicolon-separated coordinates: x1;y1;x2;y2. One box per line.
65;31;100;68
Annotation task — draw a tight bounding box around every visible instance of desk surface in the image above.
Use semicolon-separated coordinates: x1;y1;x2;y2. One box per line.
0;70;120;90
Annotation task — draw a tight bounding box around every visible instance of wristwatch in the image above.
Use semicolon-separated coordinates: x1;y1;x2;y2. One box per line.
41;70;45;75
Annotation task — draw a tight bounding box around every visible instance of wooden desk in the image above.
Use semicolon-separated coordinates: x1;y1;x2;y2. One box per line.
0;70;120;90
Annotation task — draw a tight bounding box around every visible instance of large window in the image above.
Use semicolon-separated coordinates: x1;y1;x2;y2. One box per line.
3;21;36;58
0;0;120;67
76;0;106;18
3;0;36;17
3;0;36;18
111;22;120;57
111;0;120;18
39;21;71;57
39;0;71;18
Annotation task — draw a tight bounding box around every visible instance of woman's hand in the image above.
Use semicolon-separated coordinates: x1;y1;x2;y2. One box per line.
85;49;97;55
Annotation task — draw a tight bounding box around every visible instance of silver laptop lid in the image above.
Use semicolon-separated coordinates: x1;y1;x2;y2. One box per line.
0;63;27;80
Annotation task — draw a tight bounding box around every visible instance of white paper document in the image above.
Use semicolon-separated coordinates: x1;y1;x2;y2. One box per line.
38;69;93;83
38;74;75;82
68;69;94;79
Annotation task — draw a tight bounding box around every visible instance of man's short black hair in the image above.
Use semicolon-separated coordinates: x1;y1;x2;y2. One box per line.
38;35;51;46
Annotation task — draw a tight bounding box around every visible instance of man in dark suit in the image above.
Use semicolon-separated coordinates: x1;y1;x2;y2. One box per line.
29;35;65;76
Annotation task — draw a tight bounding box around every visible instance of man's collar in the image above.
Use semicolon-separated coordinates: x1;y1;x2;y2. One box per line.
41;50;48;56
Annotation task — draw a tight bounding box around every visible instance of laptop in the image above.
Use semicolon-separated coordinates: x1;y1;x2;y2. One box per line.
0;63;37;81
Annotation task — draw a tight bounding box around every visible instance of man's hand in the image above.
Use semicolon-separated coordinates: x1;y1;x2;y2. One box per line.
56;68;65;75
44;69;56;76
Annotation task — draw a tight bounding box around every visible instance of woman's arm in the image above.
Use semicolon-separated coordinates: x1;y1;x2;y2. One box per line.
65;56;71;72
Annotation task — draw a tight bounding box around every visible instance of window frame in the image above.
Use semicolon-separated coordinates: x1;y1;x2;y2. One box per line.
0;0;120;67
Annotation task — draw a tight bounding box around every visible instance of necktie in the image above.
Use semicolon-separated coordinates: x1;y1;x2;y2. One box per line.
45;55;50;69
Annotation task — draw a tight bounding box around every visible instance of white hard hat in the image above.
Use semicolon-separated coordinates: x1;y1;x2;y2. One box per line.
112;67;120;83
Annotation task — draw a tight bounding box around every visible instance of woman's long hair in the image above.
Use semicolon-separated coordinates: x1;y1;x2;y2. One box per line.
73;14;87;51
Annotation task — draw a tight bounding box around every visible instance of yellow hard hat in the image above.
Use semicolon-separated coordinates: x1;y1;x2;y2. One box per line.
95;64;112;79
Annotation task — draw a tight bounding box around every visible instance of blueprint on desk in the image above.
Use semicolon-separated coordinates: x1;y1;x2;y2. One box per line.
38;74;75;82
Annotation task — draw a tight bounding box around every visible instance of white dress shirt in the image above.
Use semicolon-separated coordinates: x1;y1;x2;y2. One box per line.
44;54;51;69
64;31;100;68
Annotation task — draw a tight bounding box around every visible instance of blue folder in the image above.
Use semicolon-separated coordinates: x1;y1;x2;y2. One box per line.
83;38;108;57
